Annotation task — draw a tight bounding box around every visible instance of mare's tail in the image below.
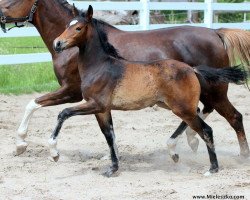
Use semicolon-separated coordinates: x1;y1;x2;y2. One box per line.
193;65;248;85
215;28;250;70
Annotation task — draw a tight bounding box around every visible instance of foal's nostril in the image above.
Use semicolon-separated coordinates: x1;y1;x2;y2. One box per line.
56;41;61;47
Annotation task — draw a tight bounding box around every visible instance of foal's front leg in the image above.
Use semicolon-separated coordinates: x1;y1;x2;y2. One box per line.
48;99;102;161
95;112;119;177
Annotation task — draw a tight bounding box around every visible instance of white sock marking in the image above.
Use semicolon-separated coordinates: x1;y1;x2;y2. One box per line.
167;136;180;156
17;99;41;145
48;138;59;158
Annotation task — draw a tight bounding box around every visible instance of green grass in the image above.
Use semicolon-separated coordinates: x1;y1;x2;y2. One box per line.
0;36;48;54
0;62;59;94
0;36;59;94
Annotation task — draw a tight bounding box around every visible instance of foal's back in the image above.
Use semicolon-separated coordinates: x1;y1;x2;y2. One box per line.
111;59;200;112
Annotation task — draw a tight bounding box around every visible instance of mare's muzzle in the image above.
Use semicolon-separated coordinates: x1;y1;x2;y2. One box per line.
0;9;7;33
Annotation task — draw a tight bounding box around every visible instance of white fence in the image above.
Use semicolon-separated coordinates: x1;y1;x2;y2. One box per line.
0;0;250;65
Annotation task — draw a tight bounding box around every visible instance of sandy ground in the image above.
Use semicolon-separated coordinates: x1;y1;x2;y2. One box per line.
0;84;250;200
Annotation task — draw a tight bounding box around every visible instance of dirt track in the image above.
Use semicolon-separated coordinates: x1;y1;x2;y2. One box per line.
0;84;250;200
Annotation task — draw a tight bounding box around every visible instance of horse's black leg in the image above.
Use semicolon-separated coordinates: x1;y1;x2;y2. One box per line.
185;106;214;152
167;108;206;162
95;112;119;177
186;116;218;175
48;100;102;162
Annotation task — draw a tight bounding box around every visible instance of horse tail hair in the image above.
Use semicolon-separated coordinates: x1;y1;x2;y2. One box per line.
215;28;250;71
194;65;248;85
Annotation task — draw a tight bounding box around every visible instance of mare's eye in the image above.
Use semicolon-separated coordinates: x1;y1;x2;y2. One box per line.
76;27;81;32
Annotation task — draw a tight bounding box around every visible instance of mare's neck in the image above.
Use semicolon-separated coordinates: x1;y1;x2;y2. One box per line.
32;0;74;54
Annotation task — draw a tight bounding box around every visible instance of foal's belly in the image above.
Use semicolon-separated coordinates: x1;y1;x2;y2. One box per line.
111;65;159;110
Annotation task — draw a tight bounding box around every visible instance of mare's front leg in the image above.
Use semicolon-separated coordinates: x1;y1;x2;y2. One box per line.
95;112;119;177
48;99;103;162
16;85;82;155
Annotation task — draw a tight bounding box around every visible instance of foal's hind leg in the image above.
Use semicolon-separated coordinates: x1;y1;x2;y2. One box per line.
185;106;214;152
95;112;119;177
213;96;250;157
167;121;188;162
175;113;219;174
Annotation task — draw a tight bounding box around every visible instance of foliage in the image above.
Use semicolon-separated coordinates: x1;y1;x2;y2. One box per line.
0;37;58;94
159;0;250;24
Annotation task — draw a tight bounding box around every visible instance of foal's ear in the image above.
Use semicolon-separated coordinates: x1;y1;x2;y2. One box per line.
86;5;93;21
72;3;79;17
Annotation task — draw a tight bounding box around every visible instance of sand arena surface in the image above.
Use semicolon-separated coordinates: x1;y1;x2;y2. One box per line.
0;84;249;199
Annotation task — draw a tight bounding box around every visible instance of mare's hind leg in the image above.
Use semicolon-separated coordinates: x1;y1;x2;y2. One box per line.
95;112;119;177
213;96;250;157
185;106;214;152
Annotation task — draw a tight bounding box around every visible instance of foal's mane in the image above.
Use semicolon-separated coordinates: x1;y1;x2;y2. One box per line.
91;18;123;59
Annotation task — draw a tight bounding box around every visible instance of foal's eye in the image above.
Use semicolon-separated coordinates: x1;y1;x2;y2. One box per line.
76;27;81;32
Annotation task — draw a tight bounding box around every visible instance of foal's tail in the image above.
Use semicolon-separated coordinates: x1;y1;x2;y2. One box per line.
193;65;248;85
215;28;250;70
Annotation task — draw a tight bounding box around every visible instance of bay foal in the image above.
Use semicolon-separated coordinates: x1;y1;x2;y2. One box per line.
0;0;249;158
53;6;247;177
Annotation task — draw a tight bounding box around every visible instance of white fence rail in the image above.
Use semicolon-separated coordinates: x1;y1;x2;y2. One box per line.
0;0;250;65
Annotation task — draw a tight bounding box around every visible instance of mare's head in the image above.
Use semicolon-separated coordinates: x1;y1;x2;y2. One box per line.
0;0;38;32
53;5;93;53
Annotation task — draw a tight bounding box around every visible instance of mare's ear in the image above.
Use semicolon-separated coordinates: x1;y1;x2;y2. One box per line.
86;5;93;21
72;3;79;17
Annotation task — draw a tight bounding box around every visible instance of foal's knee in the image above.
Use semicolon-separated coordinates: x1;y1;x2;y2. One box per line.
58;108;72;121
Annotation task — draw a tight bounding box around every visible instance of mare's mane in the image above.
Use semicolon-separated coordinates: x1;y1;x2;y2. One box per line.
56;0;73;15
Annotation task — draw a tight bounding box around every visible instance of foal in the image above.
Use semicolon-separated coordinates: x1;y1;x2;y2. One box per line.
52;6;247;177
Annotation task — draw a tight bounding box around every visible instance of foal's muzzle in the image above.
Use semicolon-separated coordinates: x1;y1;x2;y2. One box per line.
53;40;65;53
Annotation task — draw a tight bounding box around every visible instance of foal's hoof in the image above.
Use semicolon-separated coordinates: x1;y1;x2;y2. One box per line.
51;153;60;162
171;154;179;163
15;142;28;156
204;167;219;176
189;137;199;153
102;166;119;178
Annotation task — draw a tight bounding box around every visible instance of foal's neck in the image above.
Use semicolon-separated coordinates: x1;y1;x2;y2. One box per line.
79;24;115;69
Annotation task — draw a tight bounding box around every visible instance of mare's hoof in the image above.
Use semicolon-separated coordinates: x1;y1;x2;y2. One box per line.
171;154;179;163
15;142;28;156
240;150;250;158
189;138;199;153
102;166;119;178
51;153;60;162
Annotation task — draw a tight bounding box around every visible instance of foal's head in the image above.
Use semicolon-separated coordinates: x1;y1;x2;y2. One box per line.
53;5;93;53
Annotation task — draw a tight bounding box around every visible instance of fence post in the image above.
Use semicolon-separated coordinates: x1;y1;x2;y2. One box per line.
140;0;149;30
204;0;213;28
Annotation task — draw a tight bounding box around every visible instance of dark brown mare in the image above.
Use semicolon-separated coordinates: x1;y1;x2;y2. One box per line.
53;6;248;176
0;0;249;159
